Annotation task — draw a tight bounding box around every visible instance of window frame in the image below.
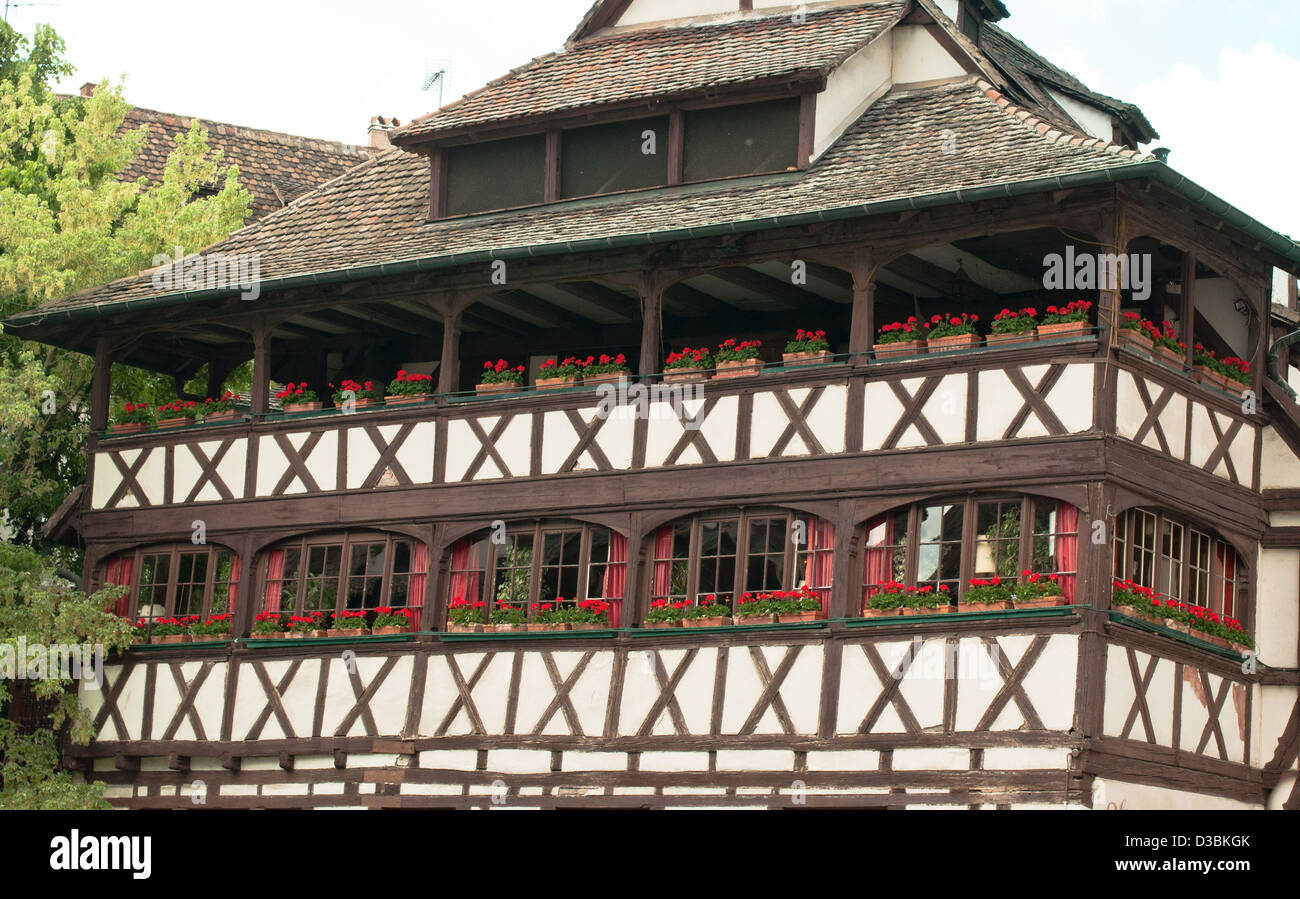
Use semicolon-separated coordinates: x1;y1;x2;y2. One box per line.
266;531;420;617
108;544;240;621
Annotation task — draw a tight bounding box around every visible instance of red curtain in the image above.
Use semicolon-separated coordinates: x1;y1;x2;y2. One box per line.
1216;543;1236;618
602;532;628;628
651;527;673;598
862;514;892;588
801;519;835;612
1056;502;1079;603
226;555;241;614
409;542;429;629
448;539;481;606
263;549;285;613
107;556;134;617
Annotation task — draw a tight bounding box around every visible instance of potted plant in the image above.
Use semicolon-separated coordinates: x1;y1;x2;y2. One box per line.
276;383;322;413
1012;570;1065;609
925;313;981;352
373;607;416;635
963;577;1013;611
713;339;763;379
486;603;526;633
646;599;685;628
681;595;732;628
1151;321;1187;368
202;391;241;424
862;583;909;617
111;402;155;434
252;612;287;639
583;353;631;387
783;329;833;366
664;347;712;383
288;612;329;638
331;379;382;410
131;618;151;645
570;599;612;631
529;602;569;632
734;592;776;625
385;370;435;405
1110;580;1158;624
156;399;200;429
1192;345;1228;390
874;319;928;359
1220;356;1251;392
447;598;486;633
331;609;370;637
1117;312;1156;353
988;307;1039;346
478;359;526;395
900;586;952;616
1039;300;1094;339
151;617;191;645
193;613;234;641
770;586;822;623
536;357;584;391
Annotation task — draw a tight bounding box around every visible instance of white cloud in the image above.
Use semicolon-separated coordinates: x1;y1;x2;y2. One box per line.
1133;42;1300;238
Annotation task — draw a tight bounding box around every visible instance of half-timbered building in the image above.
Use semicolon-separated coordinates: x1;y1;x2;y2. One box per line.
8;0;1300;809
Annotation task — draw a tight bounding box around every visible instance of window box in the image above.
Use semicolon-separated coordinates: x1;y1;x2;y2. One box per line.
1039;321;1090;339
927;333;981;353
681;616;732;629
664;368;709;383
373;626;408;636
283;402;323;414
386;393;431;405
860;607;900;618
483;623;525;633
712;360;762;379
1117;329;1154;353
734;613;777;626
643;621;680;630
332;627;370;638
157;634;191;645
964;600;1011;612
110;422;147;435
446;623;483;634
526;623;569;632
584;372;628;388
157;417;191;430
536;377;578;391
475;382;518;396
782;351;833;366
204;410;240;424
1154;344;1185;368
987;330;1039;347
873;340;926;359
1012;595;1066;610
899;605;950;617
778;610;821;623
568;622;607;632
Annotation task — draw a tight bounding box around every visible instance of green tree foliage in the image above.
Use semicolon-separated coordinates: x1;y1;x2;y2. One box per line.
0;542;133;809
0;25;251;561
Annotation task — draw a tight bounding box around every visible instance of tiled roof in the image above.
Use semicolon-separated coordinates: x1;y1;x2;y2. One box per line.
119;105;378;220
980;24;1158;142
13;78;1151;324
395;2;908;142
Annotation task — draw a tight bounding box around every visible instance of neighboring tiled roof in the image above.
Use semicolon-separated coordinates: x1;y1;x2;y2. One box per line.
395;2;908;142
980;23;1158;142
15;78;1151;322
119;105;378;220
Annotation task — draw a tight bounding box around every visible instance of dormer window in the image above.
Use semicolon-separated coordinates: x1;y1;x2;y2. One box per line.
445;134;546;217
683;97;800;183
561;116;669;199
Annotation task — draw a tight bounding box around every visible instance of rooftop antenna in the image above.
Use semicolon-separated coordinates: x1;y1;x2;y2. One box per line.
421;61;447;108
3;1;56;22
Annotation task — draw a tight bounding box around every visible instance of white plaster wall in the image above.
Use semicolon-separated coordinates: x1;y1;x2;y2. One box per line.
1261;427;1300;488
750;384;847;457
345;421;436;489
256;431;337;496
418;652;514;735
1103;649;1176;745
891;24;966;85
1256;683;1298;770
1092;778;1261;810
515;650;613;736
814;35;891;159
82;664;146;741
616;0;735;26
1256;548;1299;668
1046;89;1115;143
720;644;822;734
619;646;718;736
1195;278;1249;357
643;394;737;466
444;415;531;482
91;453;120;510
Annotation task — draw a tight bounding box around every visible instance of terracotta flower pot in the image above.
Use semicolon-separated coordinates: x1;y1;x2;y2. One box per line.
874;340;926;359
526;622;569;632
1117;329;1154;353
1154;344;1186;368
782;351;833;367
779;610;820;623
157;417;191;429
306;630;330;639
131;636;150;645
373;626;407;636
568;622;608;631
1199;632;1232;649
283;402;323;414
643;621;681;629
1013;596;1065;610
331;628;370;638
987;329;1039;347
927;333;981;353
860;607;900;618
681;616;732;628
446;622;483;634
340;398;379;411
203;410;238;424
908;605;952;616
663;368;709;383
1039;321;1091;339
385;394;432;406
110;422;147;434
965;601;1012;612
536;377;578;391
584;372;630;387
285;632;308;640
712;359;762;379
734;614;777;626
158;634;191;644
1162;618;1189;635
484;624;524;633
476;382;520;396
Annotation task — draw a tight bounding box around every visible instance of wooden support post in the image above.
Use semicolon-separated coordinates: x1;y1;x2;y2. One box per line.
848;250;876;359
438;309;463;395
1097;204;1128;350
419;523;443;633
233;534;258;639
1287;273;1298;311
1249;281;1269;399
623;514;649;628
250;326;271;417
827;501;857;620
91;336;113;432
638;273;664;378
1181;251;1197;369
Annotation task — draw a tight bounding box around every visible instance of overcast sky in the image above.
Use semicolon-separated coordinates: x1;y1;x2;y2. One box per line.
5;0;1297;237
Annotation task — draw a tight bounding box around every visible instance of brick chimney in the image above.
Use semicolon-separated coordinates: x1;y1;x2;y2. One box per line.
368;116;401;150
79;82;96;98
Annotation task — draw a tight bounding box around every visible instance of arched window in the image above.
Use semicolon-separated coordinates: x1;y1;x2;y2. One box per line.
446;523;627;626
262;532;428;624
649;510;835;613
862;495;1079;606
1111;508;1245;619
102;545;241;620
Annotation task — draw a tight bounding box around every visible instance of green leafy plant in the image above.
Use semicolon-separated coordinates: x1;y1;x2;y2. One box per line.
448;597;485;626
275;383;318;404
193;613;233;638
964;578;1013;605
583;353;630;376
1016;570;1064;598
926;312;978;338
684;595;731;619
373;607;415;629
876;318;928;344
1042;300;1093;324
252;612;284;635
784;329;829;354
490;603;526;625
203;391;240;414
991;307;1038;334
114;402;154;425
330;379;381;404
715;338;761;363
330;610;368;630
156;399;200;421
387;370;434;396
647;599;685;623
538;357;584;380
480;359;526;385
664;347;711;370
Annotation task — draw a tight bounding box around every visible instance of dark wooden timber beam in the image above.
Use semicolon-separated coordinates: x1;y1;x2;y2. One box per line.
882;254;998;303
662;282;732;318
707;266;816;311
848;250;876;357
91;336;112;431
251;326;271;417
438;308;462;395
553;282;638;322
